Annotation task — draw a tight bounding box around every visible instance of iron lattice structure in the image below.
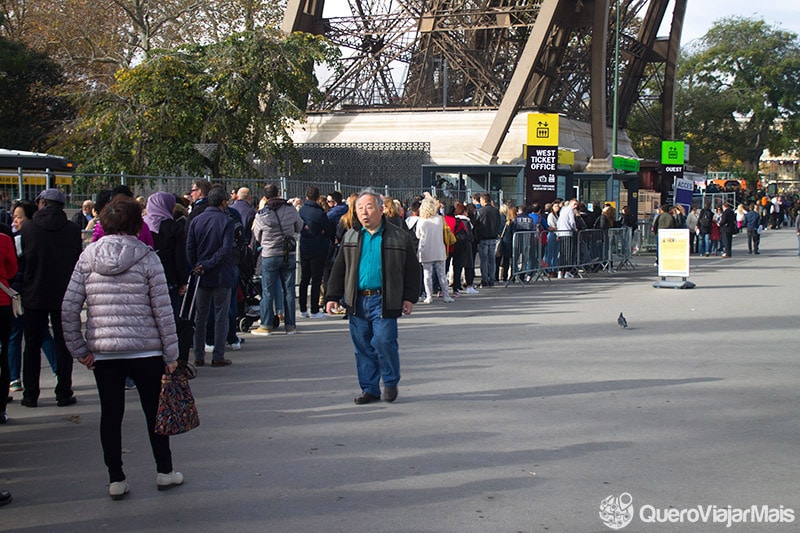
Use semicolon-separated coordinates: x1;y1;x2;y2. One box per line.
284;0;686;160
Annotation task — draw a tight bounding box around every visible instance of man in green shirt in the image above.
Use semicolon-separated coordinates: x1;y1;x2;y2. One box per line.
325;190;421;404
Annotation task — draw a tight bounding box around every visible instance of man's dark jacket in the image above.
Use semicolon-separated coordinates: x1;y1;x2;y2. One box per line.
20;206;82;310
299;200;335;258
326;218;420;319
186;206;235;289
719;207;737;232
475;204;502;241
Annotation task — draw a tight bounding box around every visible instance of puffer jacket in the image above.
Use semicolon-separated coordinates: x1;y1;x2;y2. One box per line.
62;235;178;363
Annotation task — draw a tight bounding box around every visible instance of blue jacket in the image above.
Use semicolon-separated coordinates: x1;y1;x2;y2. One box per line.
299;200;335;257
186;206;236;288
327;202;348;229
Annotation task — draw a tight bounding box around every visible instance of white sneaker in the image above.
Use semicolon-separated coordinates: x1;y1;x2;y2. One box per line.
465;286;479;294
156;471;184;491
228;341;241;351
309;311;326;319
204;344;214;353
557;271;563;279
443;297;455;303
564;272;574;278
299;311;310;318
109;479;129;500
422;296;433;304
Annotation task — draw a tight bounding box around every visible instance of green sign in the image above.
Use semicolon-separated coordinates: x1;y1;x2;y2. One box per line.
661;141;685;165
612;155;640;172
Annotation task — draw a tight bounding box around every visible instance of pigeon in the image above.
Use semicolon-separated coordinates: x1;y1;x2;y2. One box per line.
617;312;628;329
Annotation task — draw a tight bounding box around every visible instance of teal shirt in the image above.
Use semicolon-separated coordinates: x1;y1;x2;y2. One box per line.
358;224;383;290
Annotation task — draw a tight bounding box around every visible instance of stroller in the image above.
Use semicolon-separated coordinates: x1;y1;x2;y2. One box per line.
236;271;262;333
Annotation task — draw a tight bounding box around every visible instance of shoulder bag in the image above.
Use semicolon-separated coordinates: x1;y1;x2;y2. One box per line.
0;282;23;317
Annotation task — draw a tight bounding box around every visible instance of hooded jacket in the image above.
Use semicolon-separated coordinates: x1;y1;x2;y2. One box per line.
20;205;82;310
62;235;178;362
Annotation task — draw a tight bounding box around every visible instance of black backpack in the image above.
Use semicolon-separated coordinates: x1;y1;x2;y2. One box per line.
697;208;712;230
405;220;420;252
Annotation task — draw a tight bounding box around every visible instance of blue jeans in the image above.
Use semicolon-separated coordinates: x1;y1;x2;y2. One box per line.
9;314;57;381
261;255;296;330
477;239;497;285
697;233;710;255
194;286;230;362
348;294;400;397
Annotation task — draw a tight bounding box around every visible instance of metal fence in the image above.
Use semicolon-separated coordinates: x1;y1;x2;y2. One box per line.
505;227;635;286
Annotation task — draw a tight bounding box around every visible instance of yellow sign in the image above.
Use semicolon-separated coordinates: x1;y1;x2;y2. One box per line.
657;229;690;277
557;149;574;166
527;113;559;147
0;174;73;186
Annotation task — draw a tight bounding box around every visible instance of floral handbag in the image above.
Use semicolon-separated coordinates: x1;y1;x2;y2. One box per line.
154;368;200;436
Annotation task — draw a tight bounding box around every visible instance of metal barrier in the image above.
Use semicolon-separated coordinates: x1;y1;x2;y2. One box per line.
507;226;636;285
507;230;548;285
608;227;636;270
637;220;657;253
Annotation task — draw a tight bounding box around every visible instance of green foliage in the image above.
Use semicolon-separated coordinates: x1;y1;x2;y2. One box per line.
54;29;340;177
0;36;72;151
628;17;800;173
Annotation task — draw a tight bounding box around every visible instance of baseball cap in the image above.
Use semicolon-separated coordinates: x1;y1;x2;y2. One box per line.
35;188;66;204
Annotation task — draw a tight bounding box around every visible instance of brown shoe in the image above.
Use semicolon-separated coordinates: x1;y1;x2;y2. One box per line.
383;386;398;402
354;392;380;405
210;359;232;367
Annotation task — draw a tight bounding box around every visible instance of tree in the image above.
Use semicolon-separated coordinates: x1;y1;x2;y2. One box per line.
0;35;72;150
627;17;800;177
679;18;800;175
55;29;340;177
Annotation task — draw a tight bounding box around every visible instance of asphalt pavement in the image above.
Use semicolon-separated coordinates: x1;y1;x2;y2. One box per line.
2;228;799;532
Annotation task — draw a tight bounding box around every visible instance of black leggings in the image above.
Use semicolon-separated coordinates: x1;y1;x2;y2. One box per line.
0;306;11;413
93;356;172;482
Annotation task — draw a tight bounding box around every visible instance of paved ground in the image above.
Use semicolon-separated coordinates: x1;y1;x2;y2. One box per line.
2;229;799;532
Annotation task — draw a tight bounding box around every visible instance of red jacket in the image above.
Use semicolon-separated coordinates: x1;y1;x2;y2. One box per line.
0;233;18;307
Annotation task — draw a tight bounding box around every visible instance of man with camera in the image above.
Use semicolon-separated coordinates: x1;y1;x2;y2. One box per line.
251;184;303;335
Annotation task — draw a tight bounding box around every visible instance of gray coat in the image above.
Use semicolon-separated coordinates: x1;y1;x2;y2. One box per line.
61;235;178;363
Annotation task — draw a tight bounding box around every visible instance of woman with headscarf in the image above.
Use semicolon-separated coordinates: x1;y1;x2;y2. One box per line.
144;192;188;318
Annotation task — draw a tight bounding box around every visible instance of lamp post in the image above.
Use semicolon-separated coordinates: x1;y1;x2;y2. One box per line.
611;0;621;158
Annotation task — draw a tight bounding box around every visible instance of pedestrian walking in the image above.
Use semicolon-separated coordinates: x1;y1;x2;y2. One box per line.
324;190;421;404
62;196;184;500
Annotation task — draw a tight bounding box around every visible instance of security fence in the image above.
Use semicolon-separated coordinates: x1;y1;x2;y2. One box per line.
506;227;634;286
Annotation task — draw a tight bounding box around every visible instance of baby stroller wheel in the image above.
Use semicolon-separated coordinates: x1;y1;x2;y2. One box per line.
238;317;253;333
272;315;281;329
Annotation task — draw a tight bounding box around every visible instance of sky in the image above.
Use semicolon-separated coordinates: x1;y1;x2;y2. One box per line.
320;0;800;47
676;0;800;45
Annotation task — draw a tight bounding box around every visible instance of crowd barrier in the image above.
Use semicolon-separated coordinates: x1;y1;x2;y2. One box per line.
505;227;635;286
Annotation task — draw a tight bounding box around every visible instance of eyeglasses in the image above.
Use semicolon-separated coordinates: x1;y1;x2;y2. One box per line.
190;188;199;193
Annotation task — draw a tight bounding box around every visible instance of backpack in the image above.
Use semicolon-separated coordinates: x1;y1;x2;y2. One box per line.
697;208;712;230
405;220;420;252
453;218;470;252
227;213;253;276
